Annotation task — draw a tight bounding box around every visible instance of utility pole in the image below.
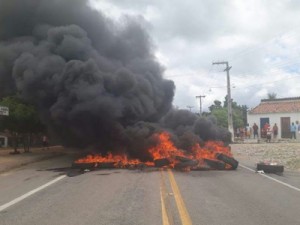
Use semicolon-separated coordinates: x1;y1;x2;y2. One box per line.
186;106;193;112
212;61;234;142
195;95;205;115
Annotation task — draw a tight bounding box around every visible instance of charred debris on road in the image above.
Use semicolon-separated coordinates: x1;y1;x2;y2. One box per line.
71;132;239;175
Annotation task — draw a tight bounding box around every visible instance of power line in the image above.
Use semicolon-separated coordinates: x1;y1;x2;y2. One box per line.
228;26;300;62
233;74;300;90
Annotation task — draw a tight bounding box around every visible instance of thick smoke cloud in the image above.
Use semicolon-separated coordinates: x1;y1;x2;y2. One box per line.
0;0;229;158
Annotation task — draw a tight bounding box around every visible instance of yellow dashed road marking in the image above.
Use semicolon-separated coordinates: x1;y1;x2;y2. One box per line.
168;169;193;225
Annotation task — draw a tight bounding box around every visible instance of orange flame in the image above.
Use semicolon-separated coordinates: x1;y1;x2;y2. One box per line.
148;132;184;160
74;132;234;170
75;152;154;167
192;141;232;160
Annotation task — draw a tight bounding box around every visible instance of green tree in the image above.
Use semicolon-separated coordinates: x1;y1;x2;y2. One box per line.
267;92;277;100
209;96;248;130
208;100;222;112
0;96;44;153
211;107;227;127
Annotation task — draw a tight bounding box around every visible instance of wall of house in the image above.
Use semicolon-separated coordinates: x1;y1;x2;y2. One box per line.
247;112;300;139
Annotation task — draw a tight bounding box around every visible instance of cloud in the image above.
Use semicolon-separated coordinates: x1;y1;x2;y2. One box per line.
91;0;300;111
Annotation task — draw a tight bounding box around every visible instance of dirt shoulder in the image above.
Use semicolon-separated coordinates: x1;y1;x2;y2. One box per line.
231;142;300;171
0;146;78;174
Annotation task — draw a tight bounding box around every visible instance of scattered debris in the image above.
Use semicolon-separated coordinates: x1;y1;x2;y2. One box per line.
154;158;171;167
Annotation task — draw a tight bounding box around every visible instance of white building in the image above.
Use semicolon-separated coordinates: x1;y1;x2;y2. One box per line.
247;97;300;139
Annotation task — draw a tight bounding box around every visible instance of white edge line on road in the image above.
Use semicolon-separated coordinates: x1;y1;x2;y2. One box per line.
0;175;66;212
239;164;300;192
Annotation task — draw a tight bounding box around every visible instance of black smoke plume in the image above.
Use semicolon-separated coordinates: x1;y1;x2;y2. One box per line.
0;0;230;158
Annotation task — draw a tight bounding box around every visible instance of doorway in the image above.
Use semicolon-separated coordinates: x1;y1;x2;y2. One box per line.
281;117;291;138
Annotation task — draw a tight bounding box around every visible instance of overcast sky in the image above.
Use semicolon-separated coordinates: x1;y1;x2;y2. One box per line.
89;0;300;113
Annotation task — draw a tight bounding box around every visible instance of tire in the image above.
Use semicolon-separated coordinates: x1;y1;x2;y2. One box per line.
256;163;284;173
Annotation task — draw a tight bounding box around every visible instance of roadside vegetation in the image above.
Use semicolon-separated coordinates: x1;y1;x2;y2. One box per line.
0;96;45;153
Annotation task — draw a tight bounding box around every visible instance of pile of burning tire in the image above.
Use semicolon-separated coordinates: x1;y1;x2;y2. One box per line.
72;152;239;172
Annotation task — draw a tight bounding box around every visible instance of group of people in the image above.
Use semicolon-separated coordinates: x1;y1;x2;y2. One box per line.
236;123;260;139
236;125;248;139
261;122;278;143
236;123;256;139
254;122;278;142
236;121;300;141
235;122;278;141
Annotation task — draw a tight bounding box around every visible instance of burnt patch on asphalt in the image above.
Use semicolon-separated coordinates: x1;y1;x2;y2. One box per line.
36;167;86;177
37;167;71;172
67;169;85;177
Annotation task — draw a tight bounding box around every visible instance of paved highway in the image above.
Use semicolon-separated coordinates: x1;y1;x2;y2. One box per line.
1;156;300;225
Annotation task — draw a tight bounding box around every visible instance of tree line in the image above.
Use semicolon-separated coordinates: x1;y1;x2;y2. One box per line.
203;96;248;130
0;96;45;153
204;93;277;130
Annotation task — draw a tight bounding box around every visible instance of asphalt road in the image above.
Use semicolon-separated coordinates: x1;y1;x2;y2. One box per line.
1;156;300;225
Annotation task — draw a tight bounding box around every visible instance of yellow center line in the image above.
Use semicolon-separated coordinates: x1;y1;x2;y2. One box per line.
167;169;193;225
160;171;175;225
160;186;170;225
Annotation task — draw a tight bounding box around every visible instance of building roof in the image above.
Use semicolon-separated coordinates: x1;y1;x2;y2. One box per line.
249;97;300;114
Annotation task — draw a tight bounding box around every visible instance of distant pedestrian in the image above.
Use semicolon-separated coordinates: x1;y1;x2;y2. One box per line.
240;127;245;141
262;122;270;139
245;123;250;139
42;135;49;149
296;121;300;140
253;123;258;139
290;122;297;139
236;128;240;138
272;123;278;141
266;126;272;143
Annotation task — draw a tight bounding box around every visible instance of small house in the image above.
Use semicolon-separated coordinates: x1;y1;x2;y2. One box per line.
247;97;300;139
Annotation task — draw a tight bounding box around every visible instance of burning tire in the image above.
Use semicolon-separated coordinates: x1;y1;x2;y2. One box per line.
96;162;116;169
216;153;239;170
203;159;226;170
175;156;193;162
174;160;199;170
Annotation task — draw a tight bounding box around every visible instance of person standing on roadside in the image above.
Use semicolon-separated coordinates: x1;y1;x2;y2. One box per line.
236;127;240;138
253;123;258;139
290;122;297;139
240;127;245;141
272;123;278;141
42;135;49;150
266;125;272;143
245;123;250;139
296;121;300;140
